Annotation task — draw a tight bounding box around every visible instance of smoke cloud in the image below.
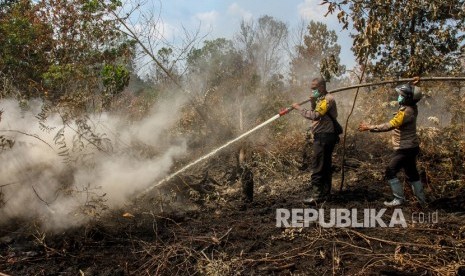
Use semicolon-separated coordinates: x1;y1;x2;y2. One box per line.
0;97;187;231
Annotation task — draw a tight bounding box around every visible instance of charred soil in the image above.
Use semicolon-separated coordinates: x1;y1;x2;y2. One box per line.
1;139;465;276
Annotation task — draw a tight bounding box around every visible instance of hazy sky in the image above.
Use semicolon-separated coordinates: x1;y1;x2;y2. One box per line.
149;0;356;68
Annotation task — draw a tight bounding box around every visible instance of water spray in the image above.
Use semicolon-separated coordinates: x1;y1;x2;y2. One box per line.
137;98;313;198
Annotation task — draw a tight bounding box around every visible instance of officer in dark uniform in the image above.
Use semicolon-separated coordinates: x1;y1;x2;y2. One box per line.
292;78;339;204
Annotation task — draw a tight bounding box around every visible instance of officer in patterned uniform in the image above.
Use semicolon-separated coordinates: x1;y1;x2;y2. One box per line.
292;78;339;204
358;83;426;207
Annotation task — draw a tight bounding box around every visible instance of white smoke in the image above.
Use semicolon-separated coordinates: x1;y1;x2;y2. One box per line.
0;97;187;230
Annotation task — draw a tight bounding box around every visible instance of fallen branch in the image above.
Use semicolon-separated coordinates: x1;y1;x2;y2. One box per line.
201;227;233;252
347;229;464;251
258;262;296;272
0;130;54;150
31;185;51;206
0;182;19;188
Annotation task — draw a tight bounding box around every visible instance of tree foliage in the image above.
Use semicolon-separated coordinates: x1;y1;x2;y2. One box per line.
0;0;53;96
324;0;465;77
187;38;244;90
150;47;177;86
290;21;345;87
0;0;134;109
236;16;288;83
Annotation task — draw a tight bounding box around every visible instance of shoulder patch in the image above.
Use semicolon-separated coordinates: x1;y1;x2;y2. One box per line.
389;110;405;128
315;98;328;115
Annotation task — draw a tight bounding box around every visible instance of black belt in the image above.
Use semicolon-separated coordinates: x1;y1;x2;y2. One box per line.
313;132;337;140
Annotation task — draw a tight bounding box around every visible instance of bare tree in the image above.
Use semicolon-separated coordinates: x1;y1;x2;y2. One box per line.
108;0;209;121
235;16;289;83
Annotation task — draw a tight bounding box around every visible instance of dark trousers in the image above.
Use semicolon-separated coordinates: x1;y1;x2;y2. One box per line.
311;133;337;198
385;147;420;182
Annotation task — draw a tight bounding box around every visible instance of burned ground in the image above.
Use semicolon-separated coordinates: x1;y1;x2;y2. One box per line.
1;135;465;276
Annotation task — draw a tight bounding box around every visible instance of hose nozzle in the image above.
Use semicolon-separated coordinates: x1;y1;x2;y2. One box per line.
279;107;291;116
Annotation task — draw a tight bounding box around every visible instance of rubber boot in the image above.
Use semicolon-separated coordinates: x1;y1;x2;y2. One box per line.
384;178;405;207
410;180;427;208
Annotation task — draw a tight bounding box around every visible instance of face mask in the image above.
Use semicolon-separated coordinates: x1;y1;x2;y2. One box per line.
397;95;404;104
312;89;320;98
